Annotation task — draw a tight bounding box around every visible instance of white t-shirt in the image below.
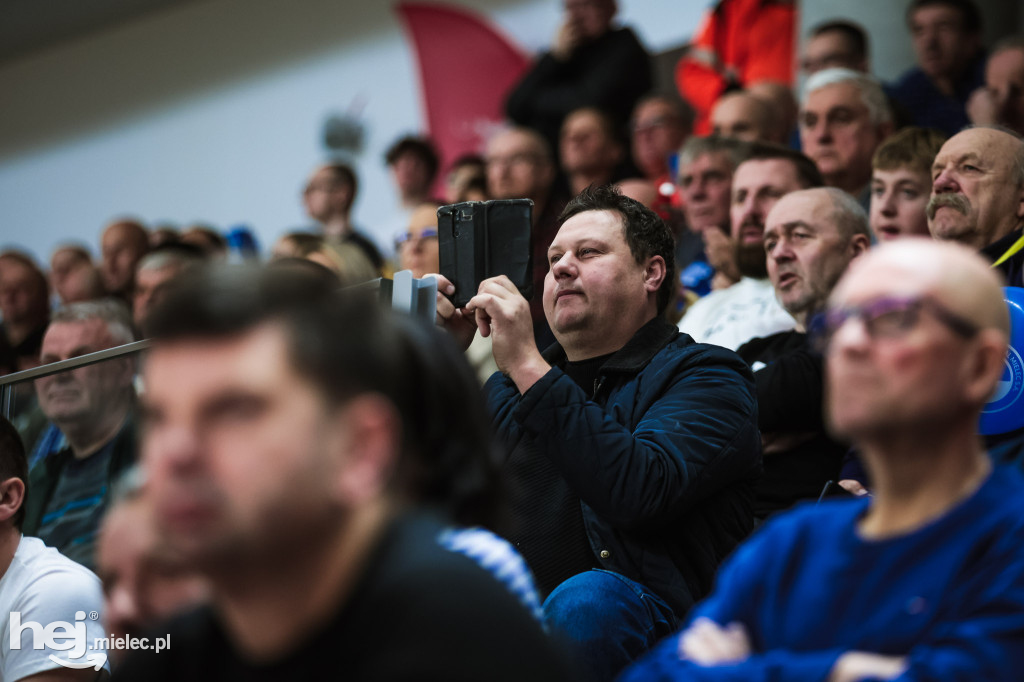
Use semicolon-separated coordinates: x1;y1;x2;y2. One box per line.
678;277;797;351
0;536;109;680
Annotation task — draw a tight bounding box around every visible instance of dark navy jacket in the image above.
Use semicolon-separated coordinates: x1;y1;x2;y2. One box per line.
485;317;762;617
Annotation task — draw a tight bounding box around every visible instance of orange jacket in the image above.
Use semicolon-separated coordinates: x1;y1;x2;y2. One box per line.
676;0;796;135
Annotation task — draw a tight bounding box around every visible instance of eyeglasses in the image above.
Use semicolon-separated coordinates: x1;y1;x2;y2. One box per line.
816;295;979;347
395;228;438;248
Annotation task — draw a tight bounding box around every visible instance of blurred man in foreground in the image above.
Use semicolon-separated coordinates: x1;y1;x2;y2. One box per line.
117;267;570;680
622;240;1024;681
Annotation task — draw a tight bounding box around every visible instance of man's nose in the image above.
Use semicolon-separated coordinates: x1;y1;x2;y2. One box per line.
550;253;576;278
732;200;758;237
691;178;708;199
811;117;832;142
932;167;959;194
771;237;794;262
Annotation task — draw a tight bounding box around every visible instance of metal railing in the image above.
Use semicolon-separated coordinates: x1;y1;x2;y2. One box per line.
0;271;437;419
0;341;150;419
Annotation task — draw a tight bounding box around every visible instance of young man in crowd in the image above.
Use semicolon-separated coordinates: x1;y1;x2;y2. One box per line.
870;127;947;242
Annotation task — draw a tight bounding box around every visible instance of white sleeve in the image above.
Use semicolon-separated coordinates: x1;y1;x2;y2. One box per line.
1;565;109;680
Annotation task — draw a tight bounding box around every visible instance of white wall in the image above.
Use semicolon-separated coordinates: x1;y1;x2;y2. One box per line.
0;0;704;264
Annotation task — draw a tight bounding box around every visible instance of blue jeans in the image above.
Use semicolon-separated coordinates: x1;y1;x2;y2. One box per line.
542;569;678;682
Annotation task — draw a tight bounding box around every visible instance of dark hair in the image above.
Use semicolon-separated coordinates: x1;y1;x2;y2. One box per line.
385;136;440;184
557;185;676;314
275;231;326;258
742;142;826;189
906;0;981;34
447;154;486;175
324;163;358;202
0;416;27;531
564;106;623;147
145;265;501;528
458;176;489;201
811;20;869;62
104;219;150;251
51;244;93;265
0;250;50;305
633;92;696;137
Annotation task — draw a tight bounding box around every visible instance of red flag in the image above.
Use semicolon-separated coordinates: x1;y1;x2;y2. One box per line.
395;2;529;182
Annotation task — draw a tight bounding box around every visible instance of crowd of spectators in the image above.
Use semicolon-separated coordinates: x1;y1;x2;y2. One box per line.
2;0;1024;679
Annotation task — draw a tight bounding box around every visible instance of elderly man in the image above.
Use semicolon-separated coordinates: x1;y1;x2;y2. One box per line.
0;416;109;680
622;239;1024;681
438;185;760;681
100;220;149;300
892;0;985;136
737;188;870;518
560;107;624;196
800;68;894;207
675;136;749;292
132;245;204;329
679;144;823;351
969;37;1024;135
25;301;137;569
710;91;780;143
928;125;1024;286
505;0;651;155
117;267;570;680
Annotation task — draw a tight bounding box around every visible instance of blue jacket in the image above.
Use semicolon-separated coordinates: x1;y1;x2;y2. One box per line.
485;317;762;616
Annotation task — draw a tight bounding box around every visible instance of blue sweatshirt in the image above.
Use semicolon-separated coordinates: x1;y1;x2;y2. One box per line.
620;465;1024;681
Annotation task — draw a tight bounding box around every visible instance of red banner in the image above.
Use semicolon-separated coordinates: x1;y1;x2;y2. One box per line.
396;2;530;180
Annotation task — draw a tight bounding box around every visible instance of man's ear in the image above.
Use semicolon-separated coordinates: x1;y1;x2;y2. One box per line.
330;395;400;507
1016;184;1024;221
963;330;1010;407
643;255;667;294
849;234;871;258
0;477;25;525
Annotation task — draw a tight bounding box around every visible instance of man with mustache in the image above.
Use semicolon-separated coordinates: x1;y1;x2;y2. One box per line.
25;300;137;569
927;125;1024;287
679;144;822;351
